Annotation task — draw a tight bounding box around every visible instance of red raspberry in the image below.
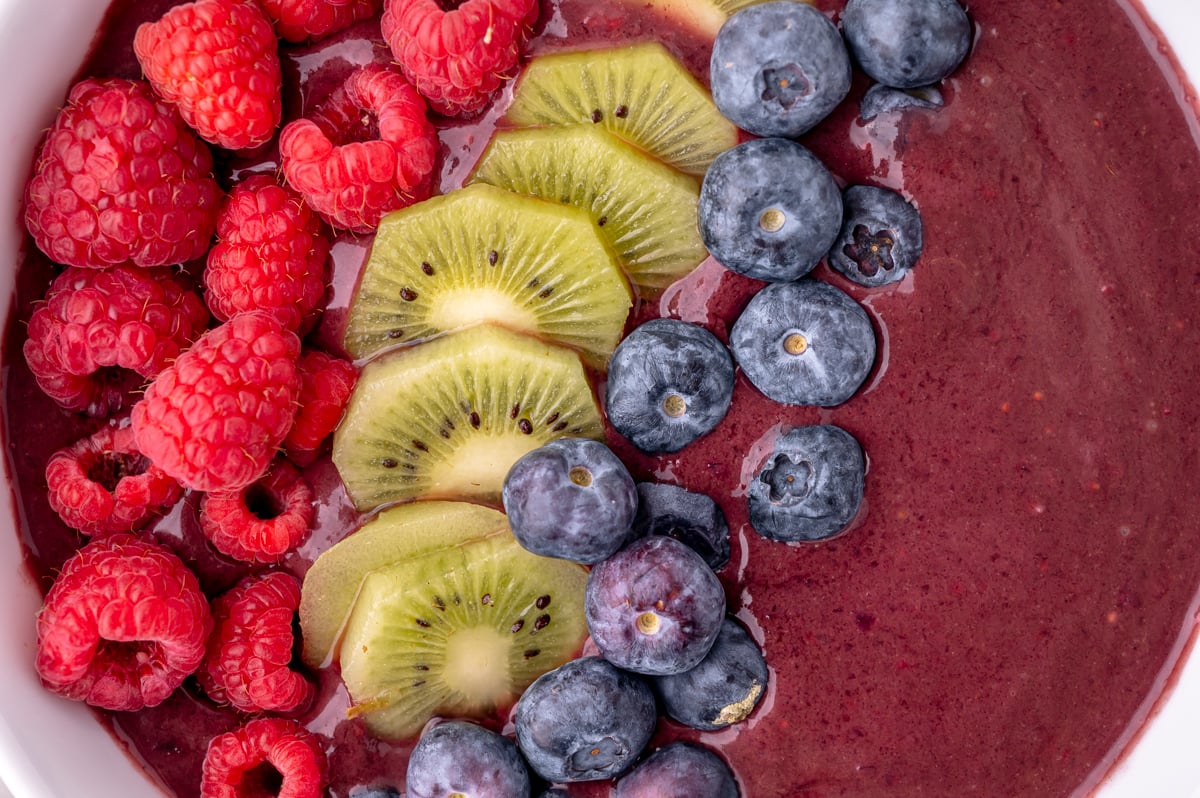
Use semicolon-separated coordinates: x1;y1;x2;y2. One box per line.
200;717;327;798
131;312;302;493
283;349;358;465
204;175;330;333
278;64;438;233
23;77;221;269
200;459;315;563
35;533;212;711
199;571;313;713
382;0;539;117
259;0;381;42
134;0;283;151
23;264;210;417
46;422;184;536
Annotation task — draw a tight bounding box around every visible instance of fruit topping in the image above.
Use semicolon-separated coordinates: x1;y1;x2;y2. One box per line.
382;0;539;117
35;534;212;711
133;0;283;151
200;717;327;798
859;82;945;121
503;437;638;565
199;571;313;714
332;323;604;510
747;424;866;542
710;0;852;137
131;311;301;493
730;279;876;406
23;77;221;269
614;742;740;798
336;526;589;739
585;535;726;675
699;137;842;282
513;656;657;783
298;500;507;669
828;184;924;287
279;64;438;233
631;482;730;571
406;720;531;798
841;0;972;89
259;0;381;42
282;349;359;466
604;318;735;454
199;459;316;563
469;124;706;291
505;42;738;177
45;422;183;536
341;182;633;365
23;264;210;418
204;175;331;333
649;616;767;729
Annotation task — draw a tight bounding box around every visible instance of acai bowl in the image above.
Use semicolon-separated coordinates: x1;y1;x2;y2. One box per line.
0;0;1199;796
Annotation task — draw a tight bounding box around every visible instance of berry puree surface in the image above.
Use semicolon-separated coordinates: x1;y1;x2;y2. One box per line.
4;0;1200;796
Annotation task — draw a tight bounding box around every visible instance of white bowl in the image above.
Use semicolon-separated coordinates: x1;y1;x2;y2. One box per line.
0;1;1197;797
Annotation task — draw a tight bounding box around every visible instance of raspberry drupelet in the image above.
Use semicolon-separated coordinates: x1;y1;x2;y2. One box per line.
23;77;222;269
201;717;327;798
45;422;184;536
200;459;315;563
283;349;358;466
199;571;313;713
23;264;211;417
35;534;212;711
259;0;381;42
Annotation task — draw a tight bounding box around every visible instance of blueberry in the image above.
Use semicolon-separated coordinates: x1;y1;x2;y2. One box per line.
604;318;735;454
513;656;657;783
614;742;740;798
842;0;971;89
747;425;865;542
406;720;530;798
828;185;924;287
585;536;726;675
710;1;852;137
729;279;875;406
698;138;842;283
859;82;944;121
631;482;730;571
650;616;768;731
503;437;637;564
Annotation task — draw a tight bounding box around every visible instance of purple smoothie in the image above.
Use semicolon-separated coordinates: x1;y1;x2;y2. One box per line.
4;1;1200;796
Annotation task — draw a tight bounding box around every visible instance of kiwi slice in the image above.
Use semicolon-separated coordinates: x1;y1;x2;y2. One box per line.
342;183;632;366
469;125;705;291
504;42;739;177
332;323;604;511
338;527;588;739
299;500;507;669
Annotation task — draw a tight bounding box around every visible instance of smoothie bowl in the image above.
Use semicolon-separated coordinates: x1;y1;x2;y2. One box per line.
1;0;1199;796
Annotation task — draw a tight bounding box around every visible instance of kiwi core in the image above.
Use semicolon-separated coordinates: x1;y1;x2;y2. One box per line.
429;434;546;501
428;288;538;336
442;625;514;707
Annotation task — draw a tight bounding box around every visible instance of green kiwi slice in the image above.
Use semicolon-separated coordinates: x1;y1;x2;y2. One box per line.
338;527;588;739
332;323;604;511
342;183;632;366
299;500;507;669
504;42;739;177
469;125;706;291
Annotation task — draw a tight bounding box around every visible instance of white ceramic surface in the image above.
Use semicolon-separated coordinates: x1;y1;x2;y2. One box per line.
0;1;1196;797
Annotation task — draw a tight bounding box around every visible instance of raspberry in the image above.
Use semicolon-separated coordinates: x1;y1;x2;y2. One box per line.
381;0;539;117
35;533;212;711
134;0;283;151
46;422;184;536
259;0;381;42
131;312;302;493
283;349;358;466
200;717;327;798
199;571;313;713
23;264;211;417
23;77;222;269
204;175;331;333
278;64;438;233
200;459;315;563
